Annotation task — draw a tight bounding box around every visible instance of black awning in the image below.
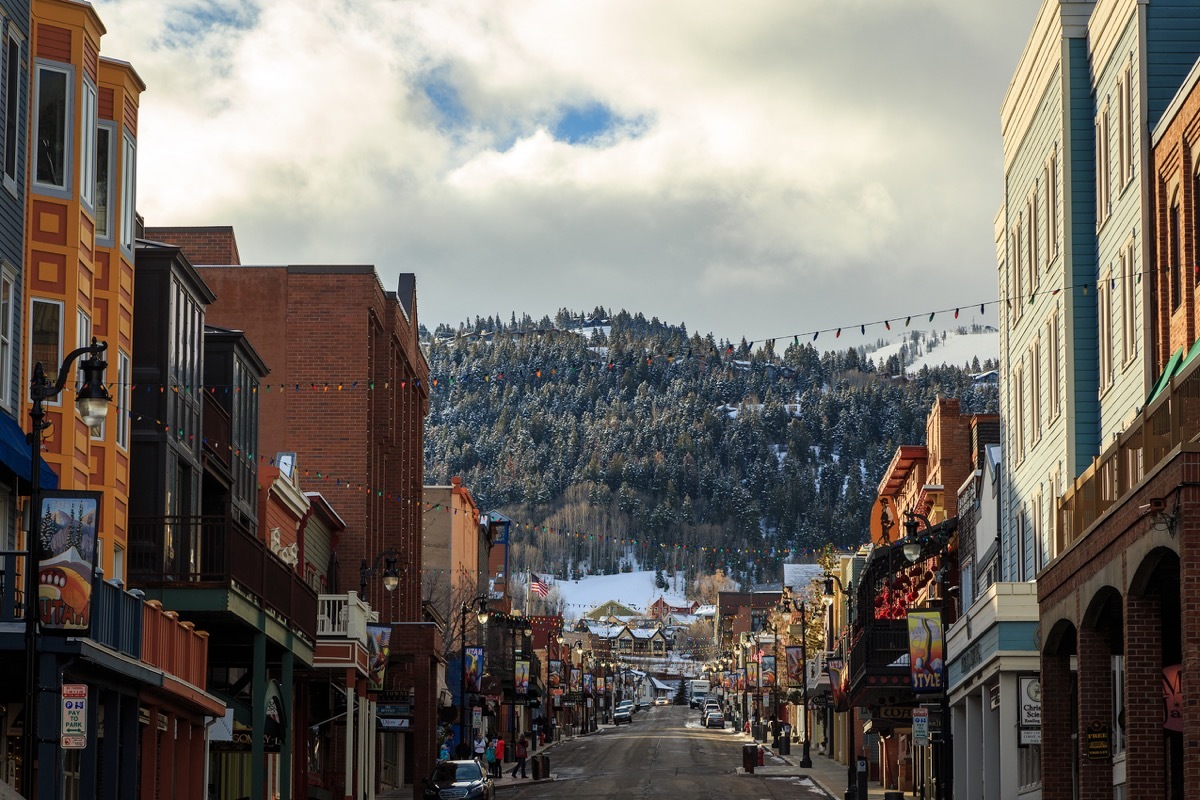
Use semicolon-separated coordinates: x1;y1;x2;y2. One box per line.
0;413;57;489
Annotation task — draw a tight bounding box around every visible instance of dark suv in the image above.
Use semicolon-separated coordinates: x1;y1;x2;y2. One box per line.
423;760;494;800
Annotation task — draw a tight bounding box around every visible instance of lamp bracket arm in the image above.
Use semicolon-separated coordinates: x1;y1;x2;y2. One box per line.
39;340;109;399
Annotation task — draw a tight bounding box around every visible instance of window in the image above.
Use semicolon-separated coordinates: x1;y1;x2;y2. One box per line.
80;79;96;208
1047;147;1059;261
1112;655;1126;755
95;124;114;242
1118;67;1131;187
1121;238;1136;365
1033;490;1044;573
1015;507;1027;582
120;133;136;251
29;299;62;402
1099;270;1114;389
1096;106;1111;226
0;268;12;407
1013;224;1024;321
1047;310;1061;420
33;61;72;194
1014;362;1025;462
1030;337;1042;443
77;311;103;438
1170;198;1181;311
4;27;23;192
1032;190;1040;279
117;350;129;449
113;543;124;584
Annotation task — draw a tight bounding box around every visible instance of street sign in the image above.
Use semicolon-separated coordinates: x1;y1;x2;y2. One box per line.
61;684;87;749
472;706;482;730
912;708;929;747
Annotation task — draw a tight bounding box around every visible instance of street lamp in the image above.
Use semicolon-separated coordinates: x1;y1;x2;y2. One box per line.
23;338;110;798
782;593;814;768
824;572;859;800
458;596;490;748
359;551;401;596
902;511;956;800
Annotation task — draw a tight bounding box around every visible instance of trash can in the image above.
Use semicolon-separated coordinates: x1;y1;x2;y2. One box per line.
742;743;757;773
538;755;550;780
751;723;762;740
532;757;543;781
778;726;791;756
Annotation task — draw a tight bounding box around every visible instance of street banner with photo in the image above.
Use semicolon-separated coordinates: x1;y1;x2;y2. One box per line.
583;673;594;693
366;624;393;691
515;660;530;695
596;676;605;693
465;647;485;693
570;668;581;693
907;610;945;693
786;645;804;688
37;490;101;635
1164;665;1183;732
748;661;759;687
761;655;776;688
826;657;849;712
722;671;732;690
736;669;746;691
548;660;564;696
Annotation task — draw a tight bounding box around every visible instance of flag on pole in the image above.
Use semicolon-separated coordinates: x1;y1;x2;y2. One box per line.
531;573;550;597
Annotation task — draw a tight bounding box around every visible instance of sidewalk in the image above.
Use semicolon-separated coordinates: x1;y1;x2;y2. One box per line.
739;732;895;800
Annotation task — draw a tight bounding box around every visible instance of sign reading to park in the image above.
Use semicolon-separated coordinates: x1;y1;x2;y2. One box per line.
61;683;87;749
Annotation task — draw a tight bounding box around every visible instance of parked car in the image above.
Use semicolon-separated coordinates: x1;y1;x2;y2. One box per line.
700;699;720;720
614;704;633;725
704;710;725;729
422;760;495;800
654;696;669;706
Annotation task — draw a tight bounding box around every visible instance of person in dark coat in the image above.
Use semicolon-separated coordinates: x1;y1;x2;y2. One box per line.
510;734;529;778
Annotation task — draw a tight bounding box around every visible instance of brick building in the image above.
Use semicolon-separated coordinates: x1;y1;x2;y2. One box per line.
146;226;437;798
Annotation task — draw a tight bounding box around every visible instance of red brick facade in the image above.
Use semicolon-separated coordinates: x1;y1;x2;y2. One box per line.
146;225;242;266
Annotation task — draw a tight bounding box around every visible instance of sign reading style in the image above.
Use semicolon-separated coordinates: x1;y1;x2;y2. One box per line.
906;610;945;693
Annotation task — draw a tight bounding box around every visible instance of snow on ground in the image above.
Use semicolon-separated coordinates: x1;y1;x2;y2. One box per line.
867;328;998;374
531;569;691;620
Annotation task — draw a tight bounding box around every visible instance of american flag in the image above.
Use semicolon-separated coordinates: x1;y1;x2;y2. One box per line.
530;573;550;597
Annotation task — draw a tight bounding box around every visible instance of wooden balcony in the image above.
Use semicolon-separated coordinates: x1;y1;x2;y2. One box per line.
142;599;209;689
317;592;375;641
847;619;910;704
1058;347;1200;552
0;550;142;658
128;515;318;641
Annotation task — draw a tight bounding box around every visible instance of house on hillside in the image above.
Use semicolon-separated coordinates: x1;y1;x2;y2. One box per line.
583;599;640;619
648;596;699;619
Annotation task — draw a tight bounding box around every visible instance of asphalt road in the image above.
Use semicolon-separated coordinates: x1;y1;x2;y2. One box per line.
511;705;833;800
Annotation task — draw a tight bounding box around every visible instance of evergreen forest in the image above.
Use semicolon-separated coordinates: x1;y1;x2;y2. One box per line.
422;309;998;590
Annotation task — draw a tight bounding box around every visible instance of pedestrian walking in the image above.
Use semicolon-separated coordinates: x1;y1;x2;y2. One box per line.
493;736;505;778
510;734;528;779
473;732;487;763
485;738;496;775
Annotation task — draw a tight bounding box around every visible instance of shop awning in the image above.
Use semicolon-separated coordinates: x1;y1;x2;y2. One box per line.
0;412;58;489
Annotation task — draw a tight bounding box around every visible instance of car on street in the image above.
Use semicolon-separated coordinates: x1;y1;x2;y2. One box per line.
422;760;495;800
654;696;669;706
700;699;720;720
614;699;634;725
703;710;725;729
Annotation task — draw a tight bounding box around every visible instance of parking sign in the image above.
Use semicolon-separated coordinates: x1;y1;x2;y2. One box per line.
912;707;929;747
61;684;87;749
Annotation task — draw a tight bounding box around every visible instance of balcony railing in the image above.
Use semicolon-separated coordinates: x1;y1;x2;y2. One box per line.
142;599;209;689
0;551;142;658
128;515;318;641
317;592;375;641
849;619;910;689
1058;347;1200;552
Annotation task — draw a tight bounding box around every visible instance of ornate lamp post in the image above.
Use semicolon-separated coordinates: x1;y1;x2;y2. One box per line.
23;339;110;798
824;572;859;800
781;593;814;768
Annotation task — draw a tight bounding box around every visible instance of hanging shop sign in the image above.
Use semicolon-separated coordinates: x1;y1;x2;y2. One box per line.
38;491;102;635
906;610;945;693
1019;676;1041;727
1085;720;1110;761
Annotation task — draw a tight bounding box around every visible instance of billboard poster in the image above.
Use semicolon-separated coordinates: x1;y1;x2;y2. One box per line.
366;624;393;691
465;647;486;693
515;660;530;695
748;661;759;687
786;646;804;688
37;490;101;635
761;655;776;688
570;668;581;693
907;610;945;693
548;660;564;696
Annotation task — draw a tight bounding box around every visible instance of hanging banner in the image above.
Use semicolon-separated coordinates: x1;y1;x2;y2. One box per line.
761;655;776;688
515;660;530;695
366;624;393;691
465;647;485;693
38;490;101;635
569;668;581;693
548;660;564;697
748;661;759;687
827;658;849;712
1164;664;1183;732
786;646;804;688
583;673;594;694
907;610;945;693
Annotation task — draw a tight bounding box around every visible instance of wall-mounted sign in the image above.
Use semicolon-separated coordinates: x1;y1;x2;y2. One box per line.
61;683;87;749
1085;720;1110;761
912;708;929;747
379;717;410;730
377;705;410;717
1019;727;1041;747
1019;677;1041;728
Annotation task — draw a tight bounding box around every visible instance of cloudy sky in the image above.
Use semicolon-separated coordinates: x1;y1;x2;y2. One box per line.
95;0;1043;344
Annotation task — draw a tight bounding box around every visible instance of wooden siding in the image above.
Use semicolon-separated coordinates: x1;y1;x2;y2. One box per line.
82;31;96;82
1146;0;1200;129
0;0;29;411
35;22;68;61
99;85;113;120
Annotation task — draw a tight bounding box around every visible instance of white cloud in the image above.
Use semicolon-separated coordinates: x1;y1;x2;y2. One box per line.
94;0;1040;340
